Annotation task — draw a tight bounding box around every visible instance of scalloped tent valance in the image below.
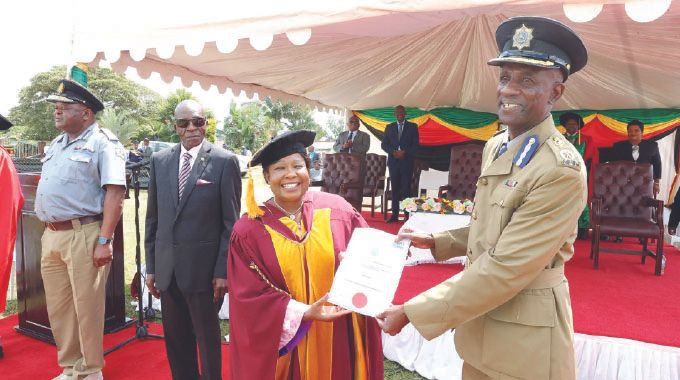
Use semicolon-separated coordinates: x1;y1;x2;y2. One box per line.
67;0;678;111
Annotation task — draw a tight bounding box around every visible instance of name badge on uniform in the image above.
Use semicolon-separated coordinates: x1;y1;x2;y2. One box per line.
504;179;519;188
513;135;539;168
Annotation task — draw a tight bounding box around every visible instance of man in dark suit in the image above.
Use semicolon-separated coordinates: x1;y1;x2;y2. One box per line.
145;100;241;380
333;115;371;155
381;105;419;222
609;119;662;195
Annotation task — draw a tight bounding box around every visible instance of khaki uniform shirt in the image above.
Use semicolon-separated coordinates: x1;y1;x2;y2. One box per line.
404;117;587;379
35;123;127;222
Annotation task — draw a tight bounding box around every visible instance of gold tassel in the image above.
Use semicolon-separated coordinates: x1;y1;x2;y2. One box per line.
246;164;264;219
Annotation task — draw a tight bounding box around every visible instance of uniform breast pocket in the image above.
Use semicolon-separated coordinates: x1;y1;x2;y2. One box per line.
63;151;96;182
485;186;526;244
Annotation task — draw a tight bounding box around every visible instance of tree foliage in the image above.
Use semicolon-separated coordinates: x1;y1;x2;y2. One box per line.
9;66;163;141
222;97;322;153
98;108;138;145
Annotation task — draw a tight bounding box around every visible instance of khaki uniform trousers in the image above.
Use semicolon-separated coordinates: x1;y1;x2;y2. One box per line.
463;362;492;380
41;220;110;378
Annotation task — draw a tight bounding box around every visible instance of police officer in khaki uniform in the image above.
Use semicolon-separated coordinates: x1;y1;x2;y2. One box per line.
377;17;588;379
36;79;127;380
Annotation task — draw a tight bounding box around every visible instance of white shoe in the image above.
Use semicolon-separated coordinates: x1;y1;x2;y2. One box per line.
81;372;103;380
52;374;73;380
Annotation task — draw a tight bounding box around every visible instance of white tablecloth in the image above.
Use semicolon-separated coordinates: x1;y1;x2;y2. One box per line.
402;212;470;266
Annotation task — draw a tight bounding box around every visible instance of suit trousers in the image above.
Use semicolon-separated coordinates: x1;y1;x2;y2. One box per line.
161;275;223;380
389;163;413;215
40;220;110;378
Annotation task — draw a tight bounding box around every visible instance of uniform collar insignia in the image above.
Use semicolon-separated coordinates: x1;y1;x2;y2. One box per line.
512;24;533;50
513;134;539;168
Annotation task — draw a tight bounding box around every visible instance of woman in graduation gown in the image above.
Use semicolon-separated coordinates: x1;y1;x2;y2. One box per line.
227;130;384;380
560;112;594;239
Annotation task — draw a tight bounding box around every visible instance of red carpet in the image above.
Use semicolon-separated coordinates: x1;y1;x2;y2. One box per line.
2;213;678;378
361;212;680;347
0;316;230;379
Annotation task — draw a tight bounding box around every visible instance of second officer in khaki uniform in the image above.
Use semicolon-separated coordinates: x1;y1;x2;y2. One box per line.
37;79;127;380
377;17;589;379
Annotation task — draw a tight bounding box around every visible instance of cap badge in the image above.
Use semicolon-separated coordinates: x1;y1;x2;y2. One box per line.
512;24;533;50
57;83;65;93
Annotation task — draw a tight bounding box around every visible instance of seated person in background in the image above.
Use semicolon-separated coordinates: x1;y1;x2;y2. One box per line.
309;159;323;182
333;115;370;155
227;130;384;379
610;119;661;196
606;120;662;242
307;145;320;163
127;140;143;163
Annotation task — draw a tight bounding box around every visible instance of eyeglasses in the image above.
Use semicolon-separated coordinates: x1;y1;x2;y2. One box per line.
175;117;207;129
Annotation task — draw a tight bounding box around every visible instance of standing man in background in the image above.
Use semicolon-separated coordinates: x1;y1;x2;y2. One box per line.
0;114;24;359
37;79;127;380
145;99;241;380
381;105;419;223
334;115;370;155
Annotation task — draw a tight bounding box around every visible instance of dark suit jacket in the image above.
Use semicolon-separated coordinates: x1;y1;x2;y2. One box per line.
609;139;662;179
333;129;370;155
145;141;242;293
381;120;419;170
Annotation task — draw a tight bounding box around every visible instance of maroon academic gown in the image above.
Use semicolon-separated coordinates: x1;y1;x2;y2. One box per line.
227;191;384;380
0;147;23;312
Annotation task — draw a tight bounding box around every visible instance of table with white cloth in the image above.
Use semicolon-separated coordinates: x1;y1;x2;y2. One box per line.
418;169;449;197
402;212;469;266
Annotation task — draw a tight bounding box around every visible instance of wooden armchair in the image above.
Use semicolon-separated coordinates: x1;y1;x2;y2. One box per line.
591;161;665;275
438;144;483;201
321;153;363;211
362;153;387;217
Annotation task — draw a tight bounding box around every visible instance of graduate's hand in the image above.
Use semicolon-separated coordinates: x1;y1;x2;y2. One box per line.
303;294;352;322
397;228;435;249
146;274;160;299
376;305;409;336
213;278;228;303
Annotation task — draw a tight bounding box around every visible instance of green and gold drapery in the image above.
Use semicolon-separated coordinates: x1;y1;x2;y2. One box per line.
354;107;680;147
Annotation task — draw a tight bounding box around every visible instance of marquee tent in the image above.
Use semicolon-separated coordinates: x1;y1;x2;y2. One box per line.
76;1;679;113
75;0;680;198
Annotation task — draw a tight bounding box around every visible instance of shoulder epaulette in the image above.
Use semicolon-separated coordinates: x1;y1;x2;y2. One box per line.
546;134;581;170
99;127;120;142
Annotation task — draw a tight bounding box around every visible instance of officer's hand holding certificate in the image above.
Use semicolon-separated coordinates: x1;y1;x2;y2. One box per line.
328;228;409;317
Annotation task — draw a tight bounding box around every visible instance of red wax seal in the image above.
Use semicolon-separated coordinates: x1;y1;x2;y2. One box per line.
352;292;368;309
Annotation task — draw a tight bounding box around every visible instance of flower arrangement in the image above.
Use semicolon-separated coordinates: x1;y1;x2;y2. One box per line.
399;196;474;215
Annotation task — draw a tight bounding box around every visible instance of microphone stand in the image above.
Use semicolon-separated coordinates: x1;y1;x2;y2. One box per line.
105;162;163;354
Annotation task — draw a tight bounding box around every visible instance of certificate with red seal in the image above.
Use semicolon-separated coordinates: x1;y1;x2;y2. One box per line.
328;228;409;316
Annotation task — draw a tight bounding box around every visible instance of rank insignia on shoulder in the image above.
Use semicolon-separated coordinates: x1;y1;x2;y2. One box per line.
551;135;566;146
513;134;539;168
559;149;580;169
504;179;519;188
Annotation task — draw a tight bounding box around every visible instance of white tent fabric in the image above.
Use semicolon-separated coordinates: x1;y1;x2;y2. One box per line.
83;1;680;111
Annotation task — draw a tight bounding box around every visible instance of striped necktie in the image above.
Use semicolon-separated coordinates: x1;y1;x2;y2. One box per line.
178;152;192;199
495;142;508;160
